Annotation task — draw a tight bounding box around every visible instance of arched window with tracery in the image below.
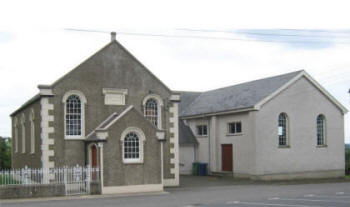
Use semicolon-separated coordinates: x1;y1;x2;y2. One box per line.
30;109;35;153
66;95;82;136
124;132;140;160
121;127;145;164
21;113;25;153
144;98;158;127
63;90;86;139
317;114;326;146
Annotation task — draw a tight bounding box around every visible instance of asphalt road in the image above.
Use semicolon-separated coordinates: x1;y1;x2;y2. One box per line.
1;177;350;207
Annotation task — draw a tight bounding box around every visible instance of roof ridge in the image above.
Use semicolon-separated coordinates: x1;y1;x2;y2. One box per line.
180;91;206;116
180;70;305;117
203;70;303;94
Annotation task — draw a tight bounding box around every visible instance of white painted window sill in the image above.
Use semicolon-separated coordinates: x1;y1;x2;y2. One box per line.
226;133;243;137
197;135;208;138
65;136;85;140
123;159;143;164
316;145;327;148
278;145;290;148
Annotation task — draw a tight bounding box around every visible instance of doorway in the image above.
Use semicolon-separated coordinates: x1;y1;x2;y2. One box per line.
222;144;233;172
90;144;98;168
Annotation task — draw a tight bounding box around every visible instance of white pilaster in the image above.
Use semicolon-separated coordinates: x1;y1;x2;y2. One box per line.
98;142;104;192
160;142;164;185
40;97;55;183
209;116;218;172
164;101;179;186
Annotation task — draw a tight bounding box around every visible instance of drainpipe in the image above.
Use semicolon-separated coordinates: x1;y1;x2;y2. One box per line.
160;141;164;185
206;114;211;174
98;142;104;194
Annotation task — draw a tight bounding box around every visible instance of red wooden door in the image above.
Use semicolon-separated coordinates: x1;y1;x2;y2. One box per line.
222;144;233;172
91;145;98;168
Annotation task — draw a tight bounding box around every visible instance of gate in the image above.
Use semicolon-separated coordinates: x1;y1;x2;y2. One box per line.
64;165;99;195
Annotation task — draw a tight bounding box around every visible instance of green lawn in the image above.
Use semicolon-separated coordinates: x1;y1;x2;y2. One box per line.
0;174;18;185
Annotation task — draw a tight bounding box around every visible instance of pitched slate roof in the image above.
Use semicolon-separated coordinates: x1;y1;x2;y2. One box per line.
178;91;202;116
86;106;134;141
180;70;303;117
86;105;161;141
179;120;198;146
86;112;120;141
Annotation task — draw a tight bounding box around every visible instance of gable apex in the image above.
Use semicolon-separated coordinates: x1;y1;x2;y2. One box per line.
49;39;172;94
255;70;348;114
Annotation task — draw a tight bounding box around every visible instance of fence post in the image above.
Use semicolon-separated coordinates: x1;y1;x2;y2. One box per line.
86;165;91;194
64;166;68;195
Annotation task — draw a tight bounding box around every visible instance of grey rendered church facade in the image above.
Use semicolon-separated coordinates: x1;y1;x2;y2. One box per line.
10;33;180;194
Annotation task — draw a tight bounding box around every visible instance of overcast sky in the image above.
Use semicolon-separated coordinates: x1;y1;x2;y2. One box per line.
1;0;350;142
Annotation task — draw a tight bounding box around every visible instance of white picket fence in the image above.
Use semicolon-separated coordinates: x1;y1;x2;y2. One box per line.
0;165;100;195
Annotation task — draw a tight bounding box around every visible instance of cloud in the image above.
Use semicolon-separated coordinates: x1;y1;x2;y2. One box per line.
234;29;350;50
1;0;350;142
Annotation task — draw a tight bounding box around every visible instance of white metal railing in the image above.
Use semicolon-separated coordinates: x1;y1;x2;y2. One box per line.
0;165;100;194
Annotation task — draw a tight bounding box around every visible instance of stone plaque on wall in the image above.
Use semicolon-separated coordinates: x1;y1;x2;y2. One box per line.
102;88;128;105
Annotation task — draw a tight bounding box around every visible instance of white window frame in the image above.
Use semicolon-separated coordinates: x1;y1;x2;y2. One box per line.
227;122;242;135
143;94;163;130
120;127;146;164
316;114;327;147
196;125;208;137
62;90;87;140
21;113;25;153
14;117;18;153
30;109;35;153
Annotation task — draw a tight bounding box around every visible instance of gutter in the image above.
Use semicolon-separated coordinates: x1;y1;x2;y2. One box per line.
180;106;257;120
10;85;54;117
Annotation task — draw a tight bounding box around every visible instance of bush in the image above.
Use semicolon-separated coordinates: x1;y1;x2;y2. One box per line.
0;137;11;170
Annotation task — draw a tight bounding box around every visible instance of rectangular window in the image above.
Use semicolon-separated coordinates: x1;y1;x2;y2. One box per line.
197;125;208;136
228;122;242;135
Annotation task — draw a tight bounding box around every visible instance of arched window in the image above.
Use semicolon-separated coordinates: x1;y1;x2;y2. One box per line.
278;113;288;146
124;132;140;160
317;114;326;146
144;98;158;127
29;109;35;153
143;94;163;129
14;117;18;153
66;95;82;136
121;127;146;164
63;90;87;139
21;113;26;153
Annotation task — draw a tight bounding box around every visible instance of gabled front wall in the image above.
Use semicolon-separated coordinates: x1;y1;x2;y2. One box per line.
43;42;176;183
255;76;345;179
11;99;42;169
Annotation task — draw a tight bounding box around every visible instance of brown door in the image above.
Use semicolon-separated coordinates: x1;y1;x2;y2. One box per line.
222;144;233;172
91;145;98;168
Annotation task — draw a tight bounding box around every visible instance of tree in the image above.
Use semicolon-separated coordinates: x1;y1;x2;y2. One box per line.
0;137;11;169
